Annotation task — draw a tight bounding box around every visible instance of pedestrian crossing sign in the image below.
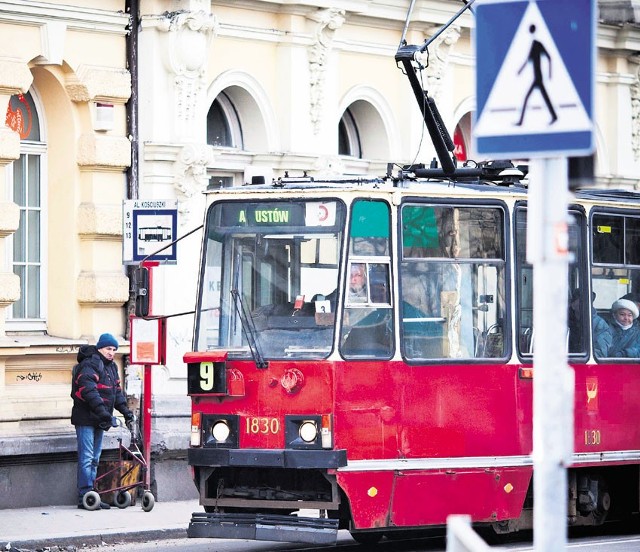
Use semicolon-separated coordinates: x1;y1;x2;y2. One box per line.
473;0;595;158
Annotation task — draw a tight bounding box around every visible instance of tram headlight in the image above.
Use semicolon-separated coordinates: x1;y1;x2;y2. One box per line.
211;420;231;442
202;415;239;448
286;415;328;449
299;420;318;443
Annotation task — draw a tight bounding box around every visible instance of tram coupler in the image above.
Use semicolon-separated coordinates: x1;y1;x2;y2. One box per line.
187;511;339;545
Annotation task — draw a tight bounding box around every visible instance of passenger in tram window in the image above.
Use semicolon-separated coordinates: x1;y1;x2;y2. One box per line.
568;289;585;353
621;292;640;321
607;298;640;358
348;263;368;303
570;290;611;357
592;300;612;358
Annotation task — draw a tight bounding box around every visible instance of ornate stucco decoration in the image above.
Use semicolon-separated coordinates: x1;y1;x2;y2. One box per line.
631;59;640;162
415;25;461;101
308;8;346;135
157;10;217;123
174;143;214;217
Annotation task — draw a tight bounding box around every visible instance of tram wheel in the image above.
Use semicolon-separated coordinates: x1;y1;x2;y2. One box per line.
592;483;611;525
114;491;132;509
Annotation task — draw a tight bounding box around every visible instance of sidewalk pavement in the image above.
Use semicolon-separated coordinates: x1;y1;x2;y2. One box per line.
0;499;200;551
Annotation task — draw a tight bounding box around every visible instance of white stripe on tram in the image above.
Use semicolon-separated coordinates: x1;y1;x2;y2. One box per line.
338;450;640;472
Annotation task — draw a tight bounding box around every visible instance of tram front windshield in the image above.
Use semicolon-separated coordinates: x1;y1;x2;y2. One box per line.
195;199;345;359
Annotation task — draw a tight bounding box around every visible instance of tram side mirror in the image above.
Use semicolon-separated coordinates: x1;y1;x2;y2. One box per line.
568;154;594;191
133;266;150;317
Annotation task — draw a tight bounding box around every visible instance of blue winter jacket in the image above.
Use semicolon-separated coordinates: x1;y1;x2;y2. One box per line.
607;322;640;358
592;311;612;357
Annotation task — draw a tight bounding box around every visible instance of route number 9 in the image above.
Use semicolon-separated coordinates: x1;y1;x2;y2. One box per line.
200;362;214;391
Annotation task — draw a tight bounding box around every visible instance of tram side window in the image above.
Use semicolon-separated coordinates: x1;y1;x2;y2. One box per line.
340;200;394;358
591;213;640;359
516;208;587;357
400;204;506;360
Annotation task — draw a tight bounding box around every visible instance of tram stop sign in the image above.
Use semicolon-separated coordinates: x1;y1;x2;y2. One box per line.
473;0;595;158
123;199;178;264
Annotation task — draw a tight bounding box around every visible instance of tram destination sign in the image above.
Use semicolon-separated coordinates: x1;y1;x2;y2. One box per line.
219;201;338;229
123;199;178;264
473;0;595;158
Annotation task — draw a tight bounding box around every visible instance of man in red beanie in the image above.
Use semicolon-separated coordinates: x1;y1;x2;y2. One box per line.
71;333;134;509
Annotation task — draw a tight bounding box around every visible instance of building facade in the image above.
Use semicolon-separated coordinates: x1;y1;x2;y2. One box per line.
0;0;640;507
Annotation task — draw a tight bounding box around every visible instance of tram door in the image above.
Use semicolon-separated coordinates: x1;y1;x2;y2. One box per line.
339;200;394;358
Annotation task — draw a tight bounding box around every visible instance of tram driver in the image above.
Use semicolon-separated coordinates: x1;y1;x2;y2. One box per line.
348;263;368;303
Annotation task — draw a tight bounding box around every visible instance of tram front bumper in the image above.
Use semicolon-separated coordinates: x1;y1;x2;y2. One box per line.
188;447;347;469
188;512;339;545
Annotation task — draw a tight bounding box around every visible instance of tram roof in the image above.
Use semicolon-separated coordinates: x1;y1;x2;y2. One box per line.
206;176;640;208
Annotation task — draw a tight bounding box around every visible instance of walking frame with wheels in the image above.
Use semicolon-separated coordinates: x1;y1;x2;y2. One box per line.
81;415;156;512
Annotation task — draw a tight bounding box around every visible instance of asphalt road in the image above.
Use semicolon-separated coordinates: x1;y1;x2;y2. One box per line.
87;527;640;552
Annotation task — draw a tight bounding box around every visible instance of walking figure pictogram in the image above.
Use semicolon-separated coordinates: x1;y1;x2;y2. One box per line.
516;24;557;126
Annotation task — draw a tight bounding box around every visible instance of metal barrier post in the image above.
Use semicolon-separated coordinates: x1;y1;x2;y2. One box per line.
446;515;492;552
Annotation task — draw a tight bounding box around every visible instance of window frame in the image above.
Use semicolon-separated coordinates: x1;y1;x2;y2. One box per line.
398;198;510;363
6;143;48;331
515;204;589;360
5;90;47;331
207;91;243;149
589;207;640;361
338;108;362;158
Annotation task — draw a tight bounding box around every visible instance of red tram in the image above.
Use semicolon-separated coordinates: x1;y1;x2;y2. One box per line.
180;2;636;545
183;171;640;544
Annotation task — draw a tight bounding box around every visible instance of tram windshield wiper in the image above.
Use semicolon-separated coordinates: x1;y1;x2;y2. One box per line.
231;289;268;369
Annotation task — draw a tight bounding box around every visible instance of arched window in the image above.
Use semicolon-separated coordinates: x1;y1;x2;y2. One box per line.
338;108;362;158
5;91;46;327
207;91;243;148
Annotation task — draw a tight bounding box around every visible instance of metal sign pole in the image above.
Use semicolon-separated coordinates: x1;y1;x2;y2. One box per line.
528;157;575;552
134;263;168;492
143;362;152;488
474;2;592;548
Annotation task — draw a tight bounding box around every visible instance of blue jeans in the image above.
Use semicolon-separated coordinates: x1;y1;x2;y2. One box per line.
75;425;104;501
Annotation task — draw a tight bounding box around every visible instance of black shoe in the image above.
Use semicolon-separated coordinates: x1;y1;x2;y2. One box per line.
100;501;111;509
